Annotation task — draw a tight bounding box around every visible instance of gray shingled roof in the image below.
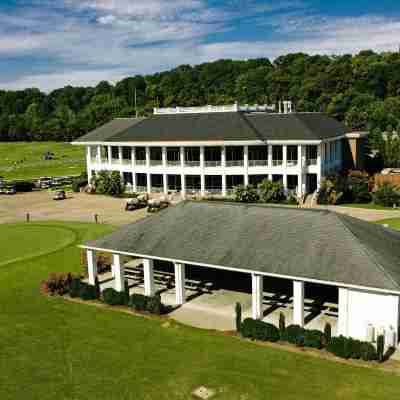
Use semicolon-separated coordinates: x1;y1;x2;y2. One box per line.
74;112;346;143
85;201;400;293
74;118;145;143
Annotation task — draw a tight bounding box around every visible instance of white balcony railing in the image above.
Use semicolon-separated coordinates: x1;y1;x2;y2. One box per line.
150;160;163;166
136;186;147;192
167;160;181;167
185;161;201;167
90;157;98;164
205;161;222;167
205;188;222;194
122;159;132;166
226;160;244;167
272;160;283;166
248;160;268;167
111;158;120;165
287;160;298;167
151;187;163;193
135;160;146;166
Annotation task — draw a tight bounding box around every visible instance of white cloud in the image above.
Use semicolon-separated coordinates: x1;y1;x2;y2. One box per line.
1;1;400;92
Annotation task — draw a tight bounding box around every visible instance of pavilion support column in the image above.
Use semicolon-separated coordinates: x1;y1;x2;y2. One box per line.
174;263;186;305
143;259;155;297
293;281;305;327
147;173;151;194
244;145;249;186
222;175;227;197
251;274;263;320
181;174;186;199
338;287;349;337
113;254;125;292
87;249;97;286
163;173;168;195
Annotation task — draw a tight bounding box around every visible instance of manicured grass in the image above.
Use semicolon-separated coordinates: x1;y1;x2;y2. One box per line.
1;221;400;399
376;218;400;230
0;142;85;180
340;203;400;211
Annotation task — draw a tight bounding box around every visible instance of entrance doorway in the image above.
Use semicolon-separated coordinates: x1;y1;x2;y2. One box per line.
306;173;318;193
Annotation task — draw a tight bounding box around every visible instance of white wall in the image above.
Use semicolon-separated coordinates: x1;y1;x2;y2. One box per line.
340;287;400;343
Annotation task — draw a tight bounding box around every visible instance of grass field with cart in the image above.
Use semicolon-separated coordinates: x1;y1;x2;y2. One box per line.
0;142;85;181
1;220;400;399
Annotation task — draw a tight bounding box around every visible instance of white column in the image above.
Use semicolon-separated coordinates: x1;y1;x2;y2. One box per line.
293;281;305;327
143;259;155;297
283;145;287;168
87;147;93;182
201;175;205;196
200;146;205;168
163;174;168;195
107;145;112;167
131;147;136;167
221;146;226;168
317;144;322;189
200;146;205;196
222;175;227;196
252;274;263;320
146;146;151;168
180;146;186;198
147;173;151;194
244;146;249;186
118;146;123;165
268;145;273;167
174;263;186;305
113;254;125;292
180;146;185;168
297;173;303;197
283;174;288;191
132;173;137;193
162;146;167;168
87;249;97;285
96;145;101;164
338;287;349;337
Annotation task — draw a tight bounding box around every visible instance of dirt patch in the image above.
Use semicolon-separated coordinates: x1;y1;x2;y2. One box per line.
0;191;148;225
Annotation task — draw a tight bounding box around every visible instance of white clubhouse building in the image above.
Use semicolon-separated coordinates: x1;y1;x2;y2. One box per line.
73;103;363;197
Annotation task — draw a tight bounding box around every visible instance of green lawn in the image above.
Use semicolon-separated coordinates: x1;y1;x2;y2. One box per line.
376;218;400;230
340;203;400;211
0;142;85;180
1;221;400;400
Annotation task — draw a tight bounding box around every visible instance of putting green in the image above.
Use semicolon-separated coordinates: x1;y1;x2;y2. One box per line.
0;224;77;267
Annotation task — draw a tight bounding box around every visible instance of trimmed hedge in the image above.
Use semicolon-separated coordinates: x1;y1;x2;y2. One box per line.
129;293;163;315
79;283;98;301
69;277;81;298
281;324;305;345
102;288;126;306
327;335;377;361
241;318;280;342
304;329;325;349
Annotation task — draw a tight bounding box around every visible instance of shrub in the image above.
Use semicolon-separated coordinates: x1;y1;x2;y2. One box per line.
235;302;242;333
72;173;88;193
102;288;126;305
40;272;73;296
79;283;98;301
93;170;124;197
377;334;385;362
69;277;81;298
129;293;148;311
279;312;285;335
241;318;280;342
233;185;259;203
257;179;286;203
360;342;378;361
327;336;377;361
324;323;332;344
146;293;162;315
282;324;305;346
303;329;325;349
373;182;400;207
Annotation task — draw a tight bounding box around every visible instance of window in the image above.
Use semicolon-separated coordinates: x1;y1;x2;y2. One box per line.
287;146;298;166
306;145;318;165
272;146;283;166
248;146;268;166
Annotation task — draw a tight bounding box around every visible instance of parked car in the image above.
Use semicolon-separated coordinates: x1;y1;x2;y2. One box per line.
53;190;66;201
125;195;148;211
0;186;16;195
147;197;169;213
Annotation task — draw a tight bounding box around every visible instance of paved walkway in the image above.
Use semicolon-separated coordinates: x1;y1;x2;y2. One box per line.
318;205;400;222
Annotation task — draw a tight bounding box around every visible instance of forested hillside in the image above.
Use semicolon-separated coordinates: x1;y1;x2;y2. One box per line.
1;51;400;142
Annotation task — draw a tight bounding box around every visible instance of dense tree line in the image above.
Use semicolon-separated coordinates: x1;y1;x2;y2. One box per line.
1;50;400;142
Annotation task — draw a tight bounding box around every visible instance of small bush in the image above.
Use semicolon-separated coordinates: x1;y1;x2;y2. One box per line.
129;294;148;311
327;336;351;359
79;283;98;301
373;182;400;207
102;288;126;305
146;293;162;315
282;324;305;346
327;336;377;361
233;185;259;203
40;272;73;296
69;277;81;298
303;329;325;349
377;334;385;362
279;312;285;335
360;342;378;361
241;318;280;342
257;179;286;203
324;323;332;344
72;173;88;193
235;302;242;333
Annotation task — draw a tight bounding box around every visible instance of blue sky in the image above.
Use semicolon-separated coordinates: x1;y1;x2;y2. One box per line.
0;0;399;92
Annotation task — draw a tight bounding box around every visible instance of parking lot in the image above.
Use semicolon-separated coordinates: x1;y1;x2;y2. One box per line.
0;191;148;225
